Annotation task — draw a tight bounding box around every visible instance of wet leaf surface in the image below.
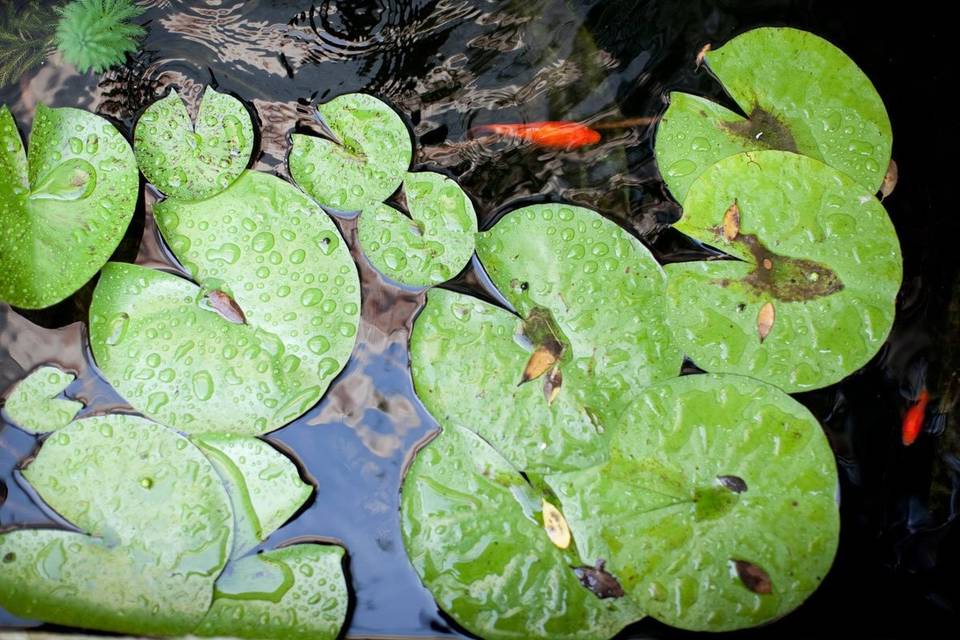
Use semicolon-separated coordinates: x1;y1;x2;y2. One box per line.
1;366;81;433
655;27;892;200
665;150;902;391
0;104;138;309
90;171;360;435
545;374;840;631
134;87;253;201
357;171;477;287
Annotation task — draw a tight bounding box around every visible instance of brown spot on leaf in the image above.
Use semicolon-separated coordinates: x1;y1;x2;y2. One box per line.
543;366;563;406
734;233;844;302
880;159;898;201
757;302;775;342
734;560;773;594
722;200;740;242
520;342;560;385
205;290;247;324
717;475;748;493
574;559;625;599
762;258;773;270
721;105;798;153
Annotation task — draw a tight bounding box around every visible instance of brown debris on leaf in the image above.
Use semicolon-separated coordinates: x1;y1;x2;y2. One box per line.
716;475;748;493
696;43;712;68
573;559;625;599
543;366;563;406
722;199;740;242
734;560;773;594
520;338;563;385
542;500;571;549
880;159;898;201
204;290;247;324
757;302;775;343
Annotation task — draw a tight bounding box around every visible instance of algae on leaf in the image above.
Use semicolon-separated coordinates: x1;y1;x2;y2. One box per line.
134;87;254;201
0;104;138;309
2;366;82;433
655;27;891;200
664;150;902;392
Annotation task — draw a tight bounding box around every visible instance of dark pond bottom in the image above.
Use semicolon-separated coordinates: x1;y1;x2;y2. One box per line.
0;0;955;637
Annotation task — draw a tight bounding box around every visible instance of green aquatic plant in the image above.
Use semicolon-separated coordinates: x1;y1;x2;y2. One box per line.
1;365;81;432
54;0;146;74
0;2;56;87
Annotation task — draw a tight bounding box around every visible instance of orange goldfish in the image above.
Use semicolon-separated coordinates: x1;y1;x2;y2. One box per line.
469;121;601;149
902;388;930;446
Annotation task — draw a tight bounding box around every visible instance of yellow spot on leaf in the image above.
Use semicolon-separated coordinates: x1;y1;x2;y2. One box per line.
757;302;775;343
542;500;571;549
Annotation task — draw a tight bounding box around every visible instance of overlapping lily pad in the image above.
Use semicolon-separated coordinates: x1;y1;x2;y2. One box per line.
1;366;81;432
655;27;891;201
0;104;138;309
545;374;840;631
412;204;681;472
134;87;254;201
90;171;360;435
358;171;477;287
664;150;902;391
400;424;641;640
289;93;412;212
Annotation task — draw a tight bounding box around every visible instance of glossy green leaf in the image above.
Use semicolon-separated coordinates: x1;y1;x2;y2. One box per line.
655;27;892;200
358;171;477;287
195;433;312;557
195;544;348;640
409;204;681;472
0;104;138;309
289;93;412;211
546;374;840;631
134;87;253;201
664;150;902;392
401;425;641;640
2;366;82;433
90;171;360;435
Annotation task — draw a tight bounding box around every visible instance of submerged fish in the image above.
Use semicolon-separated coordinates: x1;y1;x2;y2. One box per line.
902;388;930;446
469;121;601;149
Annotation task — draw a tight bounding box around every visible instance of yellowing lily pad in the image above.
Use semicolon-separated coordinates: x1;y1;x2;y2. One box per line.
358;171;477;287
400;425;641;640
664;150;902;392
134;87;253;201
546;374;840;631
655;27;892;200
1;366;82;433
90;171;360;435
0;104;138;309
289;93;412;211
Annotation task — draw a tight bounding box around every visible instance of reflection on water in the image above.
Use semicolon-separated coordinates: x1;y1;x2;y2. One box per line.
1;0;956;637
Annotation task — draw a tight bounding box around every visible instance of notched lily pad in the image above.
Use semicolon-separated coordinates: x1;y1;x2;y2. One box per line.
665;150;901;391
134;87;253;201
358;171;477;287
655;27;892;200
546;374;840;631
90;171;361;435
289;93;412;211
0;104;138;309
2;366;82;433
400;424;641;640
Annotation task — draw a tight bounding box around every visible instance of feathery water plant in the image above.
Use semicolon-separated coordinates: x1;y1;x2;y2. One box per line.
0;2;56;87
54;0;145;73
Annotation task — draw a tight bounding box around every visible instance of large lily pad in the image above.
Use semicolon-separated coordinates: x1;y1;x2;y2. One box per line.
134;87;253;201
655;27;891;200
546;374;840;631
401;424;641;640
358;171;477;287
664;150;902;392
0;104;138;309
2;366;82;433
90;171;360;435
289;93;412;212
410;204;681;472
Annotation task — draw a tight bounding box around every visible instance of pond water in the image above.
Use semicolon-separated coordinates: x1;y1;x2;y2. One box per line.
0;0;955;637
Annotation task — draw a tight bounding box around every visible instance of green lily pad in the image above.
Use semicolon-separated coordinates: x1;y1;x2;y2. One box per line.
2;366;82;433
195;544;348;640
409;204;681;472
0;104;138;309
545;373;840;631
195;433;313;557
0;415;234;634
655;27;891;200
90;171;360;435
664;150;902;392
358;171;477;287
289;93;412;211
134;87;253;202
401;424;640;640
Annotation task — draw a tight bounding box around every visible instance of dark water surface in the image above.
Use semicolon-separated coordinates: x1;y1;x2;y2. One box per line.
1;0;955;637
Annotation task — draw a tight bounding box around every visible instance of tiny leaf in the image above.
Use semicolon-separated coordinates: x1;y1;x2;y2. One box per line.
757;301;775;342
2;366;82;433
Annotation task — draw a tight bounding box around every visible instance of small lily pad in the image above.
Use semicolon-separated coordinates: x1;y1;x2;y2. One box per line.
2;366;82;433
90;171;361;435
134;87;253;201
0;104;138;309
546;374;840;631
400;425;641;640
289;93;412;211
664;150;902;391
655;27;892;200
358;171;477;287
195;544;348;640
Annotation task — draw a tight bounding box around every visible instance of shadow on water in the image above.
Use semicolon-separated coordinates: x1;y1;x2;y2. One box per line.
1;0;957;636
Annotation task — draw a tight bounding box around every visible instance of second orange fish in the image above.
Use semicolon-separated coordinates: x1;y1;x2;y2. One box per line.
469;121;602;150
